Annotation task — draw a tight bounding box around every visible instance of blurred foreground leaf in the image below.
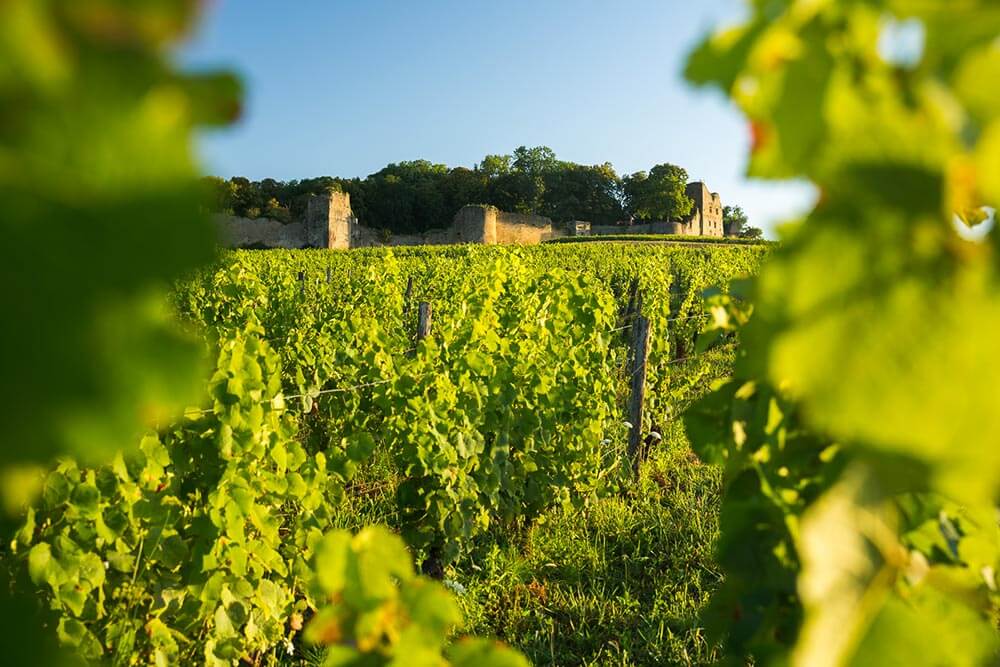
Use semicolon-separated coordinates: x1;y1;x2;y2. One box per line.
0;0;241;465
685;0;1000;664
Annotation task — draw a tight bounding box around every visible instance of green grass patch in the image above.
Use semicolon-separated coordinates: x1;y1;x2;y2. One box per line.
545;234;770;246
452;424;722;666
285;423;722;667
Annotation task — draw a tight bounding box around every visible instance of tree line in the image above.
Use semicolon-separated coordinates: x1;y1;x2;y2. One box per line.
203;145;761;238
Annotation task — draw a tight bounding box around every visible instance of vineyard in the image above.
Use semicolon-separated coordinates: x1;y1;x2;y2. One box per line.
8;243;768;665
5;0;1000;666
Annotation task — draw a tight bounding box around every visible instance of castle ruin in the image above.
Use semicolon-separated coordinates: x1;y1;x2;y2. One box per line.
215;182;735;250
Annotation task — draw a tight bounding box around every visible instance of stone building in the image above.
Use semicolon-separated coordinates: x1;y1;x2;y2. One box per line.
684;182;724;237
215;191;356;249
214;181;734;249
588;182;726;238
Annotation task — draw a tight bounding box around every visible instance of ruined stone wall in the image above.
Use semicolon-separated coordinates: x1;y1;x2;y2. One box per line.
451;205;497;244
494;210;565;244
350;224;458;248
684;181;724;237
349;225;384;247
306;191;353;249
681;219;701;235
590;221;695;236
347;205;565;247
686;208;704;235
349;205;489;248
216;182;727;249
704;192;723;236
214;215;309;249
215;191;355;249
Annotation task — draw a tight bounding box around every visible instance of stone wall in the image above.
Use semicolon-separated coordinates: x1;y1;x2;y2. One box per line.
306;191;354;249
348;206;491;247
685;181;724;237
451;205;497;244
215;182;731;249
494;209;563;244
591;221;697;236
351;224;458;248
215;191;356;249
215;215;310;249
347;205;564;248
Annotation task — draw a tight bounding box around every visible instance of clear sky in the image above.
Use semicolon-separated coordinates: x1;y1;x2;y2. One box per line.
180;0;816;236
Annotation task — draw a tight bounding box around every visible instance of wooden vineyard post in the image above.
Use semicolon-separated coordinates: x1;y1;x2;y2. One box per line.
628;315;651;476
624;283;643;373
417;302;432;342
325;267;332;284
414;301;443;579
622;277;640;329
297;270;305;297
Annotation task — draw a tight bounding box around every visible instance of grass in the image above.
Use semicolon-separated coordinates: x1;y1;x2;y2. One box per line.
282;417;723;667
545;235;769;246
452;421;721;666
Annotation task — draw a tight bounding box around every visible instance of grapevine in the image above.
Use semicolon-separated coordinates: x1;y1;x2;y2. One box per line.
684;1;1000;664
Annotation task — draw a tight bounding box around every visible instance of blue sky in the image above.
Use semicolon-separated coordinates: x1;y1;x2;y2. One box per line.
180;0;816;236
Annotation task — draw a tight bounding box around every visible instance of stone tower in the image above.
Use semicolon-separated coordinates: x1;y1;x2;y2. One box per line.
305;191;355;249
684;182;724;237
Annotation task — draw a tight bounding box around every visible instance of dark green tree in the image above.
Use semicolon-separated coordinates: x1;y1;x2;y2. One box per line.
206;148;707;233
360;161;452;233
442;167;488;213
622;164;693;222
228;176;262;217
477;154;512;180
481;146;559;214
542;163;624;224
511;145;558;175
723;205;763;239
201;176;235;214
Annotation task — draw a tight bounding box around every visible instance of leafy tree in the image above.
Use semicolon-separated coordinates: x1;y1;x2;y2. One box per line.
622;164;693;222
480;146;560;215
442;167;488;213
206;148;704;233
201;176;236;214
229;176;264;217
511;145;559;176
363;161;451;233
723;205;763;239
477;154;512;180
489;171;545;215
264;197;291;223
543;163;625;224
